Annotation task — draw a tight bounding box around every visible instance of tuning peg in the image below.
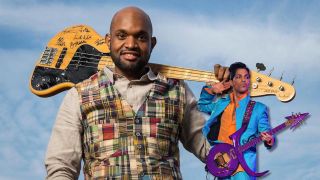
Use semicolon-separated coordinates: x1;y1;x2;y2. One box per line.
268;67;274;77
279;71;284;81
256;63;266;72
291;76;296;85
279;85;285;91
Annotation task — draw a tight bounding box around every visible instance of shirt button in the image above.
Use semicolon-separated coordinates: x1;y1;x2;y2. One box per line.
137;144;142;149
135;132;141;137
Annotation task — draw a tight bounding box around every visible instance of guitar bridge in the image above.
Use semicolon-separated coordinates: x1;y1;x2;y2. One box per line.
214;152;231;168
39;46;57;65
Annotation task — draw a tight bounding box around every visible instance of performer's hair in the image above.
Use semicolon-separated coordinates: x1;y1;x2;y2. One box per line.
229;62;250;80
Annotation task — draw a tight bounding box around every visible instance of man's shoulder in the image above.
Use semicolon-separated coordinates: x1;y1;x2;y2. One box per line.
75;70;106;91
157;72;185;87
252;100;268;111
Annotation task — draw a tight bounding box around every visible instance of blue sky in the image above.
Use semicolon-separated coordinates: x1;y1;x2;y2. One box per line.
0;0;319;179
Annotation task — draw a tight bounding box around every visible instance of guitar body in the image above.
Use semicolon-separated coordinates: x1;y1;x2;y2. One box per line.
206;143;239;177
206;126;269;178
29;25;112;97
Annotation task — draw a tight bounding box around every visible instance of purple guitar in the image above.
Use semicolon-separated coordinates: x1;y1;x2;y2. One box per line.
206;112;309;178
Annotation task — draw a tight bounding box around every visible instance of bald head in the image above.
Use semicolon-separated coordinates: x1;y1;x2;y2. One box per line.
110;6;153;35
106;6;157;80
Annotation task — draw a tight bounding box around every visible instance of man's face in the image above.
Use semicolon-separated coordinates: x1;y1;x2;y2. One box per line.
106;11;156;76
231;68;250;94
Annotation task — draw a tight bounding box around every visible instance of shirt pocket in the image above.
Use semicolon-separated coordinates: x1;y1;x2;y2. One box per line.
155;122;179;157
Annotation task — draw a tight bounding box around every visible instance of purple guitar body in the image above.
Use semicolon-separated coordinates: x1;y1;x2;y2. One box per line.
206;112;309;178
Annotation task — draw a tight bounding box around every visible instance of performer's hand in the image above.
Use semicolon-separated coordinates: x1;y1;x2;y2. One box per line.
214;64;230;82
205;64;231;94
205;80;231;94
261;132;274;146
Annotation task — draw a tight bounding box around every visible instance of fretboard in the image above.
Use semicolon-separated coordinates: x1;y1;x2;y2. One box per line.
238;122;288;153
99;57;219;83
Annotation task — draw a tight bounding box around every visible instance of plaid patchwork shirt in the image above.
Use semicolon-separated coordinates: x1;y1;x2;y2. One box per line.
45;67;210;180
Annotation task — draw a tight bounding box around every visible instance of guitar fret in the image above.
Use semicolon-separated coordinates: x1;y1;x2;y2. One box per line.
100;58;218;82
240;122;289;152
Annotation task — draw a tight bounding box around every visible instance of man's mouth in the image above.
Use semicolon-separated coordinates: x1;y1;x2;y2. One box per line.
121;51;140;61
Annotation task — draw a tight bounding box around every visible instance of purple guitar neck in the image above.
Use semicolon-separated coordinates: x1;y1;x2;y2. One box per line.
238;113;308;153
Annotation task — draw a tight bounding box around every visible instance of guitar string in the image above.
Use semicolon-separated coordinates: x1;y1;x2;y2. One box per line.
57;53;290;88
68;64;216;81
66;54;216;81
71;54;214;75
67;64;215;82
71;52;217;74
72;53;216;77
50;51;291;86
68;58;214;76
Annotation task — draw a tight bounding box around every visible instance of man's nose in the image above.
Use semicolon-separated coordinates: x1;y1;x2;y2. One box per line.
125;36;137;48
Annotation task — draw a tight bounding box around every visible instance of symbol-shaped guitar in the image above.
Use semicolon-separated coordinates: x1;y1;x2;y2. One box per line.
206;112;309;178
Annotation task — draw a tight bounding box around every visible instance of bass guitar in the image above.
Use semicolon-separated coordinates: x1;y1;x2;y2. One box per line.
206;112;309;178
29;25;295;102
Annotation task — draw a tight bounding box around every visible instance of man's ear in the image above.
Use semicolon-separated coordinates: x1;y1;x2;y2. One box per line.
105;33;111;49
151;37;157;50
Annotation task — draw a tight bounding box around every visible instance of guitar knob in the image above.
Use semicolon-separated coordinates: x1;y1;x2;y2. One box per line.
39;75;56;89
252;83;258;89
256;77;262;82
279;85;285;91
267;81;273;87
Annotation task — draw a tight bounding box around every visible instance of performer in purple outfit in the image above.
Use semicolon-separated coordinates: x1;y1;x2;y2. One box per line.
198;62;274;180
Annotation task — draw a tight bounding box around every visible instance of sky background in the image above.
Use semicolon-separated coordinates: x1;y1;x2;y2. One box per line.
0;0;319;179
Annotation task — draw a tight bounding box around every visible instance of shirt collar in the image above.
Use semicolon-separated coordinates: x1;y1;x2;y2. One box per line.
102;65;158;84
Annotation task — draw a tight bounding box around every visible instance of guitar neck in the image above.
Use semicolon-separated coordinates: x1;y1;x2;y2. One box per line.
239;121;288;153
149;63;219;82
100;57;219;83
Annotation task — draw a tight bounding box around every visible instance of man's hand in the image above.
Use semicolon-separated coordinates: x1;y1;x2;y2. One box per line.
214;64;230;82
261;132;274;146
205;80;231;94
205;64;231;94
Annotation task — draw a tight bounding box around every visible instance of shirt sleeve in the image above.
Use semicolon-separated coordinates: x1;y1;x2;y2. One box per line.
45;87;83;180
197;85;216;114
258;105;275;149
179;83;211;163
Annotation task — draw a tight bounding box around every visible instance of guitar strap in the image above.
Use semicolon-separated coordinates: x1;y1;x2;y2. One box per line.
241;100;256;129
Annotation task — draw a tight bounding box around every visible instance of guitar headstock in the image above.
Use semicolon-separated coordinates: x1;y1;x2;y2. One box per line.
250;70;296;102
285;112;309;130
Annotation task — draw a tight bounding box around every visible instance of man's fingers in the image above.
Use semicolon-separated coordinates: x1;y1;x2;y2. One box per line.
206;81;216;86
261;132;272;141
223;68;230;81
217;67;226;81
214;64;221;78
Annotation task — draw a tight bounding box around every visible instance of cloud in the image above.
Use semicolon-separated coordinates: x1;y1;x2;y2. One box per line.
0;1;319;180
150;11;320;77
0;2;120;35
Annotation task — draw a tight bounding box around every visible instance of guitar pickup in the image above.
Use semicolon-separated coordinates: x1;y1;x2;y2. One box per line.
55;47;67;68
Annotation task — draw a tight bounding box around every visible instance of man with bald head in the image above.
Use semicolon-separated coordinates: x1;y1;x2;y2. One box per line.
45;7;226;179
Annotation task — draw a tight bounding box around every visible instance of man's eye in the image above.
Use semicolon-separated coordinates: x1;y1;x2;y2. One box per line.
138;34;148;41
116;33;126;40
